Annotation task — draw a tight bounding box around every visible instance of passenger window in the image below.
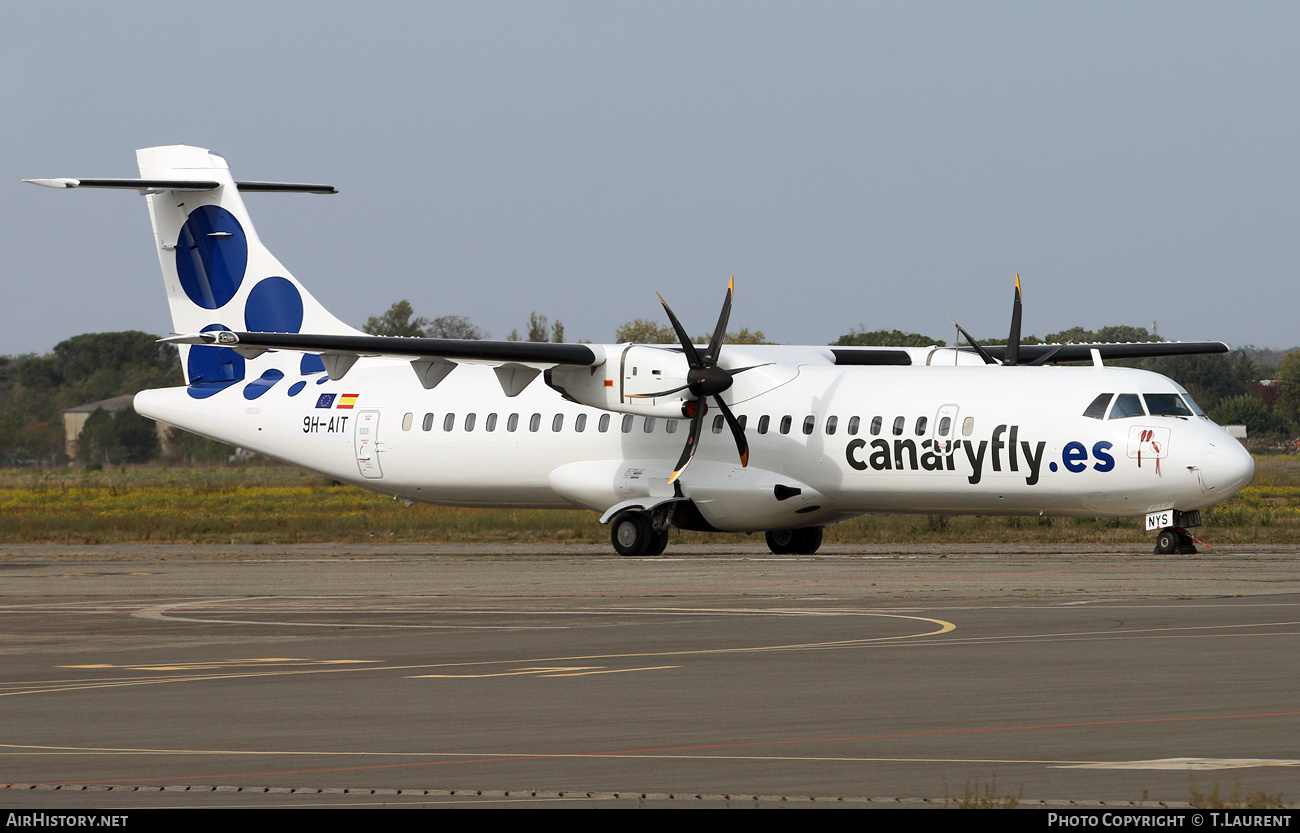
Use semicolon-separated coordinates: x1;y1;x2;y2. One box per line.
1144;393;1193;417
507;413;519;432
402;412;413;431
847;416;860;435
529;413;541;431
938;416;951;437
1083;393;1113;420
712;415;724;434
1108;394;1145;419
892;416;905;436
737;415;747;431
870;416;882;436
575;413;587;432
464;413;476;432
666;419;678;434
915;416;927;436
780;416;792;435
552;414;564;432
644;417;655;433
486;413;498;432
802;416;815;435
757;415;770;435
621;414;634;433
443;413;455;431
825;415;838;435
599;414;610;432
962;417;974;436
422;413;435;432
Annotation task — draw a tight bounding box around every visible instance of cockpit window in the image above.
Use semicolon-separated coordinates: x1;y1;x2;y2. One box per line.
1181;393;1206;416
1108;393;1145;419
1144;393;1193;417
1083;393;1112;420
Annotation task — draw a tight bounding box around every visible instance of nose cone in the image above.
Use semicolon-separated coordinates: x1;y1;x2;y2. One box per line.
1199;439;1255;498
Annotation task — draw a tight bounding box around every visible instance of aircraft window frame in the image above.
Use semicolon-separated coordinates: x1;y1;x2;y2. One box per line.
464;413;476;432
665;419;678;434
802;415;815;435
422;412;435;432
575;413;587;432
938;416;951;437
737;415;748;432
1108;393;1146;420
529;413;542;432
402;412;413;432
870;416;882;436
712;415;724;434
1083;393;1113;420
486;413;498;432
780;415;793;435
507;413;519;432
892;416;905;436
552;414;564;432
825;415;838;435
757;415;770;435
962;417;974;436
847;416;860;436
443;413;455;432
621;414;634;433
915;416;927;436
1144;393;1193;417
644;417;656;433
599;414;610;432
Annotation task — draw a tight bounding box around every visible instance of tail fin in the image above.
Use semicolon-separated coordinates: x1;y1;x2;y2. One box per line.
135;145;358;341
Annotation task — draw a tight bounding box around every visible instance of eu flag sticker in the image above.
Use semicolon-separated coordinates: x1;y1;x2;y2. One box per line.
316;393;337;409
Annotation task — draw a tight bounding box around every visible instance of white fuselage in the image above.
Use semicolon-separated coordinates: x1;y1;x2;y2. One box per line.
135;351;1255;533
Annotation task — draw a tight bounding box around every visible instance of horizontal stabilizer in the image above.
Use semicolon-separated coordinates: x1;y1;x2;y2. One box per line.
23;178;336;194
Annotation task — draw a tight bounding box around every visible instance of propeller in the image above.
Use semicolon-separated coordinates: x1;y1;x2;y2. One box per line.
629;277;759;483
951;273;1035;366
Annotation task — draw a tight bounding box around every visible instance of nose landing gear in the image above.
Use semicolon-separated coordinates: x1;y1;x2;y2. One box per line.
1154;526;1198;554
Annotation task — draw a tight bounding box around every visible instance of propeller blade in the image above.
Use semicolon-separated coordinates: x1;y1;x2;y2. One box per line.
948;317;998;365
656;293;703;368
704;276;734;363
713;396;750;468
668;397;708;483
1005;273;1022;366
1027;344;1066;366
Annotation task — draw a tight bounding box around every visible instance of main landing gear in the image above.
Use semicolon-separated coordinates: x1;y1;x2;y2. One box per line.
765;527;824;555
1154;526;1198;555
610;510;670;557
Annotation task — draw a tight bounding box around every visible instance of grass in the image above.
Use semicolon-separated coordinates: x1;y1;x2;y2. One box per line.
1190;780;1287;809
0;455;1294;546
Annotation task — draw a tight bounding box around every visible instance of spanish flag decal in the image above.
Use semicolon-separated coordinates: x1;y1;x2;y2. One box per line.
338;394;359;409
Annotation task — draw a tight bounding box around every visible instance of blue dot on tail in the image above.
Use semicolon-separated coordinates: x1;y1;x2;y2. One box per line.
300;354;326;375
187;324;246;399
175;206;247;309
287;381;306;397
243;368;285;400
244;276;304;333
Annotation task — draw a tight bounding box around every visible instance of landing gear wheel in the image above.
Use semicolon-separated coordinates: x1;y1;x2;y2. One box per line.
611;511;668;556
766;529;795;554
766;528;824;555
795;526;824;555
1155;528;1177;554
612;511;653;556
646;529;670;556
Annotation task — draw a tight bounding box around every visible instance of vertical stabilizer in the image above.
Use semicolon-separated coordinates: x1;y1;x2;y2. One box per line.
137;145;359;344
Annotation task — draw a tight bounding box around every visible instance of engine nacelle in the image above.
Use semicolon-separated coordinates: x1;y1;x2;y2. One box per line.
546;344;695;418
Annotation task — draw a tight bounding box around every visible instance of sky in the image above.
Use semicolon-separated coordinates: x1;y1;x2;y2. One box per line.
3;2;1297;356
